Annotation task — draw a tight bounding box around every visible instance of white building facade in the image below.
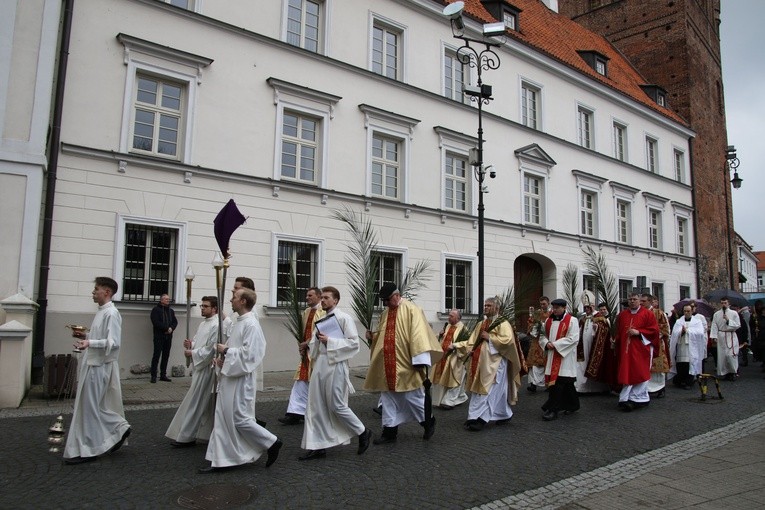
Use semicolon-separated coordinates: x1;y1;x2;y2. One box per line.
36;0;696;376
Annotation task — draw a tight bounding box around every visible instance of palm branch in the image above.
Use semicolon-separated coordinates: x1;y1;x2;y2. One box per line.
331;205;379;346
582;245;620;337
562;263;580;316
282;269;307;363
400;259;432;301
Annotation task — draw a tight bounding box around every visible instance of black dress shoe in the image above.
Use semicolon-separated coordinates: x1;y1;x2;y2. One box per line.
463;419;475;430
527;384;537;393
109;427;131;453
298;449;326;461
422;417;436;440
256;418;267;428
619;401;634;412
170;440;196;447
160;377;172;382
150;378;157;384
265;439;282;468
277;414;302;425
197;464;221;474
372;435;397;445
64;456;97;465
542;410;558;421
358;429;372;454
467;419;486;431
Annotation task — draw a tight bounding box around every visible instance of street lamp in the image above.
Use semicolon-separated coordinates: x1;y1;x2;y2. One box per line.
724;145;742;289
443;1;503;314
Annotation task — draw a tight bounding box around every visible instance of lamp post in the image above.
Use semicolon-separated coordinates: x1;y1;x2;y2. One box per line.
443;1;503;314
725;145;742;289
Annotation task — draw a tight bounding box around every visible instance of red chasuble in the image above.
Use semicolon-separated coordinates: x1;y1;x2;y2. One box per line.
433;325;456;381
615;307;660;385
544;313;572;386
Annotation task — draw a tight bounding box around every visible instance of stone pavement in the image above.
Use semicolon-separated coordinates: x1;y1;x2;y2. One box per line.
1;364;764;509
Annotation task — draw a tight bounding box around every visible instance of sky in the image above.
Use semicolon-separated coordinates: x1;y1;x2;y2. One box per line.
720;0;765;251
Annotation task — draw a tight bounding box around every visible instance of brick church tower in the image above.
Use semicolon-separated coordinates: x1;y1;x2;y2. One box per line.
558;0;736;296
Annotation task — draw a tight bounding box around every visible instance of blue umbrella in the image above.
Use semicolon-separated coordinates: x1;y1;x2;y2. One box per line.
702;289;749;308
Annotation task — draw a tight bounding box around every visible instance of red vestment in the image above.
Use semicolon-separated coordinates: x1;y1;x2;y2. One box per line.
615;307;660;385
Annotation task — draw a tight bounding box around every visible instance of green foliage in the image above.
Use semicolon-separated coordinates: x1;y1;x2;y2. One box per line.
581;245;620;337
562;263;580;316
282;269;305;345
331;206;380;347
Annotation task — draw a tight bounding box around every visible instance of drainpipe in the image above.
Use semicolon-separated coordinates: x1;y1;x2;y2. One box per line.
688;136;701;298
33;0;74;383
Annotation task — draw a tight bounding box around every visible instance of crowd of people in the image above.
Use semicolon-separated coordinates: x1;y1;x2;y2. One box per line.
61;275;763;471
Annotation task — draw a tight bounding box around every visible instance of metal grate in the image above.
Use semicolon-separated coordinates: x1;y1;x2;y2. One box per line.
276;240;317;307
123;223;177;301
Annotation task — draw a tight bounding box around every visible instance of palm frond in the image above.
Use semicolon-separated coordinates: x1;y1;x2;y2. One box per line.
562;263;580;316
581;245;620;337
331;205;379;346
400;259;432;301
282;269;305;345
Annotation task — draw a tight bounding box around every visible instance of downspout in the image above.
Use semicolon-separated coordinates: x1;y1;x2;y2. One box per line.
688;136;701;298
33;0;74;383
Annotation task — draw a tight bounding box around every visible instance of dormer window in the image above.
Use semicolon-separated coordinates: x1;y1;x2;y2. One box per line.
640;84;669;108
503;10;517;30
577;50;609;77
481;1;522;32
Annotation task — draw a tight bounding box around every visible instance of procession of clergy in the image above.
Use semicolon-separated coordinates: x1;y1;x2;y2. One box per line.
63;275;736;471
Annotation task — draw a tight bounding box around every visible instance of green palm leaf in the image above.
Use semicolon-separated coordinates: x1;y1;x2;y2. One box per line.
562;263;580;316
582;245;620;337
282;269;305;345
400;259;432;301
332;206;379;346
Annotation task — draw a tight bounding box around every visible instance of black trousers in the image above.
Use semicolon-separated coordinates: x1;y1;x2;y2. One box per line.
151;333;172;378
542;376;580;413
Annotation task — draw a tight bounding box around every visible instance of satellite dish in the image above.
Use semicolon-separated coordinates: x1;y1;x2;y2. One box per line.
443;1;465;20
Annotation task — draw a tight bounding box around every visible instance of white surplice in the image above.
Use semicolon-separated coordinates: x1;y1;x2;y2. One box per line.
710;308;741;376
205;312;276;468
165;315;226;443
64;301;130;459
301;307;365;450
668;314;707;379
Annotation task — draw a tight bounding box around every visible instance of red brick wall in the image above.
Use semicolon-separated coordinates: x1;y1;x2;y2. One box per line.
559;0;735;296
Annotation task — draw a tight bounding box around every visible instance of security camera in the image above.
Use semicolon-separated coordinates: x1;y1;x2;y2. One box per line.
486;165;496;178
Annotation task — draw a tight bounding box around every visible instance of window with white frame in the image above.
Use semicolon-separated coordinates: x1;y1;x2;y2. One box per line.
619;278;633;304
444;48;467;103
651;282;665;310
131;75;184;158
371;20;402;80
646;136;658;173
580;190;597;237
521;82;540;129
445;258;472;313
268;78;339;187
371;134;401;199
674;149;685;183
649;208;662;249
523;174;544;226
445;152;469;212
114;215;187;303
679;285;691;300
165;0;196;10
677;216;688;255
280;111;320;184
577;105;594;149
285;0;322;53
583;274;597;294
276;239;320;307
360;104;418;203
372;250;402;307
117;34;211;164
613;122;626;162
616;199;631;244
